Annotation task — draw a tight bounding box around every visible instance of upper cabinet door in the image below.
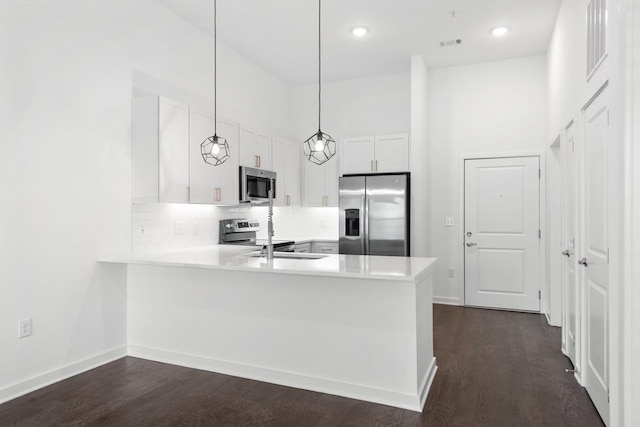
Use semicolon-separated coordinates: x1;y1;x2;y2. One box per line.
374;134;409;173
271;137;287;206
239;127;257;168
213;117;240;205
303;159;327;206
240;127;272;169
273;137;301;206
341;136;374;174
132;96;159;203
324;155;340;206
189;108;215;204
158;96;190;203
256;134;272;170
284;141;301;206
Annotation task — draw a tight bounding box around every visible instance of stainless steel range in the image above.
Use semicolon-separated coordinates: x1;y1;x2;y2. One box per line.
219;219;295;252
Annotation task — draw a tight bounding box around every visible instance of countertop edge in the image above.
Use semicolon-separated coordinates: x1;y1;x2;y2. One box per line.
99;256;436;283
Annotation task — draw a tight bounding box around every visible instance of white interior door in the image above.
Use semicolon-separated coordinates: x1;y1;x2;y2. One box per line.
562;121;579;368
464;156;541;311
581;88;610;424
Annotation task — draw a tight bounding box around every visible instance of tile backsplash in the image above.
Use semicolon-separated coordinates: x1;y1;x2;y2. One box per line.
132;203;339;255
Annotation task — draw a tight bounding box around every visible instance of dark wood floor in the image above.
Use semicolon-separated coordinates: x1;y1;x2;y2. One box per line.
0;305;603;426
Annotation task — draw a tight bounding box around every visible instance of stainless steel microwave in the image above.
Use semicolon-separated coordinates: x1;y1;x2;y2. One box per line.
239;166;276;203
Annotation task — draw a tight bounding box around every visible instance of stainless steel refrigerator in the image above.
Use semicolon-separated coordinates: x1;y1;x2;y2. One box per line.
339;173;410;256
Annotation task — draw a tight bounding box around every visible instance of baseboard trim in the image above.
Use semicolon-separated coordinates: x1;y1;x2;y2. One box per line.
128;344;433;412
433;296;461;306
0;345;127;405
418;357;438;410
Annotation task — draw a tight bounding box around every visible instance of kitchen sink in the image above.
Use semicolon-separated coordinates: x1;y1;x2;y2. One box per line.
249;252;328;260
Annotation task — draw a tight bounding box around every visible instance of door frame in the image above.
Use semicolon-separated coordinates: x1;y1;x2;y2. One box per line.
457;151;547;309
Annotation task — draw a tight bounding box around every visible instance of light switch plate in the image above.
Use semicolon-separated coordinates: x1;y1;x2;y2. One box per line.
445;217;455;227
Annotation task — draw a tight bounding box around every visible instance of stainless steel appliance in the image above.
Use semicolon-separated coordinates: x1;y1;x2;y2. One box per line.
239;166;276;204
339;173;410;256
219;219;295;252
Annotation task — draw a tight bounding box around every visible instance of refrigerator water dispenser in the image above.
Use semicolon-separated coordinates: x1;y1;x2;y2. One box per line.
345;209;360;236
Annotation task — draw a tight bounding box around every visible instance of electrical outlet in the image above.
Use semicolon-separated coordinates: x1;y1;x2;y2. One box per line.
448;268;456;278
133;224;145;237
445;217;455;227
19;318;32;338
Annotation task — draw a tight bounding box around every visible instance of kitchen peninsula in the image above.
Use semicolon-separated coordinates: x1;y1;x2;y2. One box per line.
102;246;437;411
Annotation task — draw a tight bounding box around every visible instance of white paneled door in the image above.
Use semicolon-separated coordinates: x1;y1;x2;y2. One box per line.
464;156;541;311
581;88;610;424
562;120;579;368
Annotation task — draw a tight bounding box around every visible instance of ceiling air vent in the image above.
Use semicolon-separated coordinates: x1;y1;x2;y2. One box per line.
439;39;462;47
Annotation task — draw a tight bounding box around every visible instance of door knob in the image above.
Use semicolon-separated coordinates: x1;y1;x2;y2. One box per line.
562;250;570;257
466;242;477;247
578;257;588;267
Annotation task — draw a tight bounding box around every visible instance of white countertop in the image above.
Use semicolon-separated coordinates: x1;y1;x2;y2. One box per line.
100;245;436;282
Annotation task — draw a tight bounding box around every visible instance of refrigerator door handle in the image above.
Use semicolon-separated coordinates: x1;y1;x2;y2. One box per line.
364;198;370;254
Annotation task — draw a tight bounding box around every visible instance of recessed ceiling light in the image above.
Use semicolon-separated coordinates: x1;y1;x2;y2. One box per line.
352;27;368;37
491;26;509;37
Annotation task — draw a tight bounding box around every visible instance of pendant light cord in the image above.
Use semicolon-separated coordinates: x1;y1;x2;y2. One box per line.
214;0;218;136
318;0;321;132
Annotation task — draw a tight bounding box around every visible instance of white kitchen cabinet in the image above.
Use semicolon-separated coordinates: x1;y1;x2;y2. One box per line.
132;96;159;203
158;96;190;203
189;108;215;204
272;137;300;206
212;118;240;205
311;241;338;254
341;133;409;174
188;110;239;205
240;127;271;170
303;153;339;207
341;136;374;174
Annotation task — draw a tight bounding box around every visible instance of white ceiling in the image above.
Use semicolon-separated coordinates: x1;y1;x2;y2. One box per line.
156;0;562;85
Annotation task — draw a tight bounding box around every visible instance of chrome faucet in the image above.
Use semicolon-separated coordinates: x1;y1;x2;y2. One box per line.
265;188;274;260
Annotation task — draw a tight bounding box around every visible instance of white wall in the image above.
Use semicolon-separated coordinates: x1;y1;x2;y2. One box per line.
629;3;640;422
290;73;411;143
427;55;548;304
0;0;131;402
132;0;292;139
411;56;430;257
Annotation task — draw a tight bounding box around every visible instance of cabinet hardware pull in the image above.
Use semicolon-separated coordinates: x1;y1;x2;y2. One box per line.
466;242;477;247
286;195;290;206
375;160;378;171
371;160;374;171
578;257;588;267
562;249;570;257
215;187;221;202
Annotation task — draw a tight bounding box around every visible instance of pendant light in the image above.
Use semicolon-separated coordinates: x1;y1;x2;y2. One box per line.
303;0;336;165
201;0;230;166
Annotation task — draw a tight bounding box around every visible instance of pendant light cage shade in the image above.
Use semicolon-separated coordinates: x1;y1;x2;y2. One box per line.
201;135;230;166
303;130;336;165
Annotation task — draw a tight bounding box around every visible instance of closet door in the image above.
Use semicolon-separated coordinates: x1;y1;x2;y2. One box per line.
580;87;610;424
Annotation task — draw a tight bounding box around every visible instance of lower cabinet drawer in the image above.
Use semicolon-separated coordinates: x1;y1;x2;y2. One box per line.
311;242;338;254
